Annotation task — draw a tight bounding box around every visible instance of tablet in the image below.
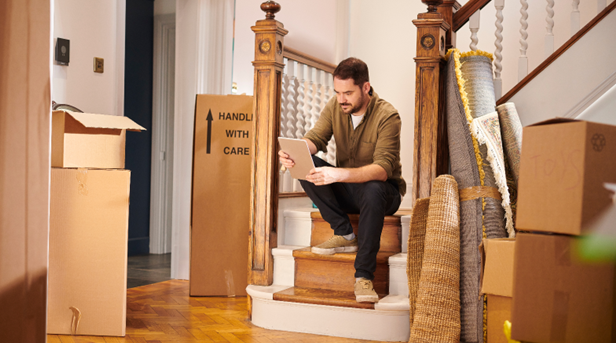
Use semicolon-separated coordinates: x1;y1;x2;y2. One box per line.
278;137;315;180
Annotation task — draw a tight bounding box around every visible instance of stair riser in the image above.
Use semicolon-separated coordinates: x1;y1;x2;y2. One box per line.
311;217;401;253
294;258;388;294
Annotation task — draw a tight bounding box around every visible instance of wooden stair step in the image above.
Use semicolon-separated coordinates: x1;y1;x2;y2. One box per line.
310;212;402;253
273;286;387;310
292;248;392;294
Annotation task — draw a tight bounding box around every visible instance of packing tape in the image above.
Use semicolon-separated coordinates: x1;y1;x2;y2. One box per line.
459;186;502;202
69;306;82;335
550;291;569;342
76;168;88;196
225;270;236;297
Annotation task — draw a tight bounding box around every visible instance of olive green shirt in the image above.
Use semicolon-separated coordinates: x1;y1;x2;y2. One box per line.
304;89;406;196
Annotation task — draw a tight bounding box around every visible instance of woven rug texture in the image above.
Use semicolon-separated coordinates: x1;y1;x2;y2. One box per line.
408;175;461;343
407;198;429;327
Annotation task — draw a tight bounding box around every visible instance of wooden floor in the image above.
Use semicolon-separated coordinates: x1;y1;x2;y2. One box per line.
47;280;394;343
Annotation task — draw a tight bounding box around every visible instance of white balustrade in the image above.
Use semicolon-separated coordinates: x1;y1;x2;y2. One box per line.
518;0;529;81
313;69;323;129
470;11;481;51
545;0;555;57
571;0;581;36
494;0;505;99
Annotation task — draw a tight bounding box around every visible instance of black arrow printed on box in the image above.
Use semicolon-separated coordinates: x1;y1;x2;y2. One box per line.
206;109;213;154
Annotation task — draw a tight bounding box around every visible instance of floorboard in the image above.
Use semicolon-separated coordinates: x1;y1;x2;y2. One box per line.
47;280;394;343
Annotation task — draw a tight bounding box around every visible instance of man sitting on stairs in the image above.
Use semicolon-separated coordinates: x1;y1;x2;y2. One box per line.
278;57;405;303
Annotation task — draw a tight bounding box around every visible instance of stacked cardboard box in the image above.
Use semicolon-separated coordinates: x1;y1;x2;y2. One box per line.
510;119;616;343
480;238;515;343
47;110;144;336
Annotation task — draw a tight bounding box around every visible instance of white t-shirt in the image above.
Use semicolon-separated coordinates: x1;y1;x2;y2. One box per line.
351;113;364;129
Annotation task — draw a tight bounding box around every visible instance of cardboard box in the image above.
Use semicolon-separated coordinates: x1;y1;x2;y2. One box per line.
52;110;145;169
48;168;130;336
511;233;616;343
516;118;616;235
190;94;253;296
480;238;515;343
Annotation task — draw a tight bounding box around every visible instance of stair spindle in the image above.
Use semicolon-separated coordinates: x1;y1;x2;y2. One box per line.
295;63;306;139
545;0;555;57
494;0;505;99
304;67;315;135
314;69;323;127
286;60;298;139
281;58;288;138
470;11;480;51
571;0;581;36
519;0;529;81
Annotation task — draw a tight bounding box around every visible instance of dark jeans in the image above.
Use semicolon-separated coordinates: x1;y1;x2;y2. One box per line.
299;156;401;280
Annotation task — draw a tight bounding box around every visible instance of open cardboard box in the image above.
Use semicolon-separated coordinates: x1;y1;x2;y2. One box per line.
52;110;145;169
511;233;616;343
516;118;616;235
480;238;515;343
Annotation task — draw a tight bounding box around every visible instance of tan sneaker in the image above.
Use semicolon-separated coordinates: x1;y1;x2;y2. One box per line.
311;235;358;255
354;278;379;303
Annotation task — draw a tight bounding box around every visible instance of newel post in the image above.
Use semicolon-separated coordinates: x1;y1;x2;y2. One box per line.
248;1;288;287
411;0;450;206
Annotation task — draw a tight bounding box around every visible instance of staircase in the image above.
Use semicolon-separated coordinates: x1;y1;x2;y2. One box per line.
247;206;412;342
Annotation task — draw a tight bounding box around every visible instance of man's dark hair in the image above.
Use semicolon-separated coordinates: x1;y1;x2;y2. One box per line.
333;57;369;86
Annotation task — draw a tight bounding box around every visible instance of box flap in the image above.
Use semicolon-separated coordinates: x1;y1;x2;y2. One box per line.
528;117;579;127
53;110;146;131
480;238;516;297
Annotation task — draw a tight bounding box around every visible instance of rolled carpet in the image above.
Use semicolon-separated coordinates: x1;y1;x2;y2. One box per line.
409;175;461;343
407;198;429;327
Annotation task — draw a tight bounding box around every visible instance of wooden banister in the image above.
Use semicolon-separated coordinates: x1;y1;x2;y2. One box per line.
497;0;616;105
453;0;491;32
283;46;336;74
411;0;452;206
248;1;288;288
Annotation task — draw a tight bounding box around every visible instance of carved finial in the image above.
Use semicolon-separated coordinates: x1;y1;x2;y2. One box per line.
261;1;281;20
422;0;443;13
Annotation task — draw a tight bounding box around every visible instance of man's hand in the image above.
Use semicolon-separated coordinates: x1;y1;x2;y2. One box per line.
305;167;347;186
278;150;295;169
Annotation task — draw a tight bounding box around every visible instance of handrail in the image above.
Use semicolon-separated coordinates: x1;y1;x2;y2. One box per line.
497;0;616;105
283;46;336;74
453;0;491;32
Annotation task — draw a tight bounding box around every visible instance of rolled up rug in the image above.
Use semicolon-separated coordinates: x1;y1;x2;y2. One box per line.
445;49;510;343
409;175;461;343
407;198;429;328
496;102;523;225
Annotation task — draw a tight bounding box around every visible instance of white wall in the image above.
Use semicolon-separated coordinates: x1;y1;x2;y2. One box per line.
52;0;125;116
578;83;616;125
154;0;176;16
349;0;425;209
456;0;613;95
233;0;340;95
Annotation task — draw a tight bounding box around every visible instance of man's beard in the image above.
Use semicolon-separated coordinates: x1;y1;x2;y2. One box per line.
340;92;365;115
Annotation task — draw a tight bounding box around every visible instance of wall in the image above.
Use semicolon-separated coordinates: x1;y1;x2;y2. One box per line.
233;0;340;95
349;0;425;209
155;0;176;16
52;0;125;116
579;83;616;125
0;0;50;341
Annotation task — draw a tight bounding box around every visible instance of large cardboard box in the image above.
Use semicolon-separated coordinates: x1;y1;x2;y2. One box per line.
190;94;253;296
52;110;145;169
480;238;515;343
511;233;616;343
48;168;130;336
516;118;616;235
